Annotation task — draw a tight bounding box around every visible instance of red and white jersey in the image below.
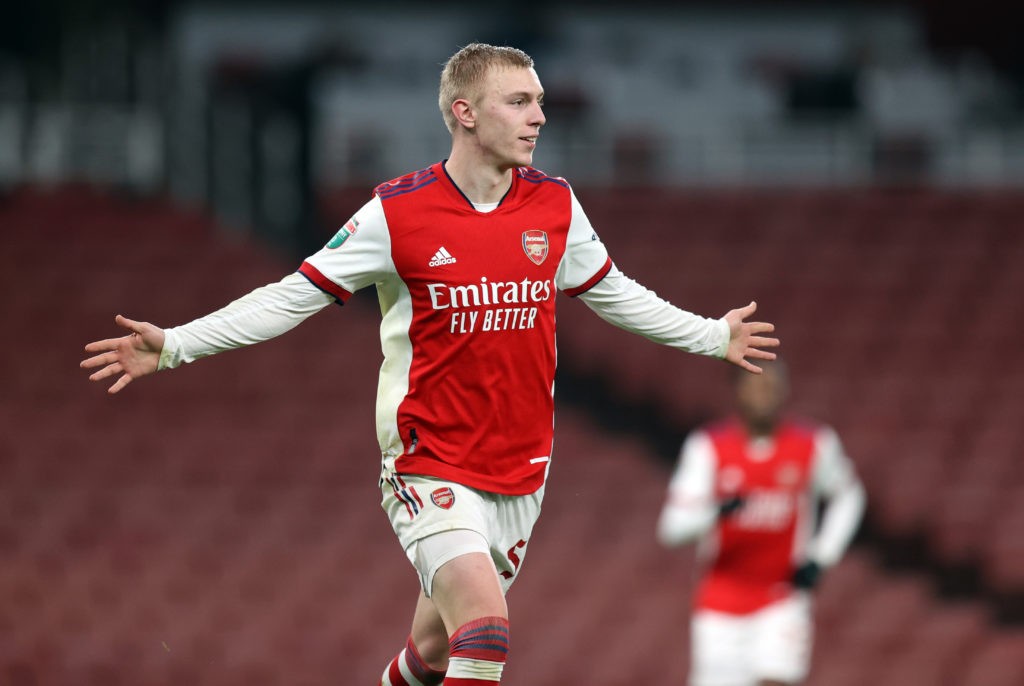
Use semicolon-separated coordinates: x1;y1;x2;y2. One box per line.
299;162;611;495
160;162;726;497
658;417;863;615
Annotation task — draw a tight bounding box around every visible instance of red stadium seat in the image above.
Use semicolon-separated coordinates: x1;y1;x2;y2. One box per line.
959;631;1024;686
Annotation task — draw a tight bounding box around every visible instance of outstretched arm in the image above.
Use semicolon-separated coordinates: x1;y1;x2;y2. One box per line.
81;273;334;394
576;268;778;369
723;301;778;374
81;315;165;394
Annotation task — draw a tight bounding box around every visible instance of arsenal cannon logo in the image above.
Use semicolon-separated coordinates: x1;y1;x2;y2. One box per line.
522;230;549;265
430;487;456;510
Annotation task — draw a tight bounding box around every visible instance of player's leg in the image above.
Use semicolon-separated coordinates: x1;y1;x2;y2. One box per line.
379;476;541;685
751;593;813;686
410;591;450;668
430;548;509;685
379;592;448;686
689;609;753;686
383;528;507;685
379;474;483;686
421;483;549;685
421;483;542;684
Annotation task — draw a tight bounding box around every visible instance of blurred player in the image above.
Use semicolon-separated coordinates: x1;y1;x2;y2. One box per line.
82;43;778;685
657;358;865;686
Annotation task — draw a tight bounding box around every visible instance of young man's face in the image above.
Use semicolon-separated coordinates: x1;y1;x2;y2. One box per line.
470;65;546;169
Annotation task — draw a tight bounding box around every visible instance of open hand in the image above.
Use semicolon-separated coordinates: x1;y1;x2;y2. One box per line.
723;301;779;374
81;315;165;394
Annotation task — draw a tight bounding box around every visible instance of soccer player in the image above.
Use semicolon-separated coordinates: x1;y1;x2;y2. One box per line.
82;43;779;685
657;358;865;686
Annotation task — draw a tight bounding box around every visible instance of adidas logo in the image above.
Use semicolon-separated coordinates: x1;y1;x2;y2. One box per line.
428;247;457;267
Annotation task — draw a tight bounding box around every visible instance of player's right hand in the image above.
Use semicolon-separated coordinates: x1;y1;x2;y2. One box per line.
717;494;746;518
81;315;165;394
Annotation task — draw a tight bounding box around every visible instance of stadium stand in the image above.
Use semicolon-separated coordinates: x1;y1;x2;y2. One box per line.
559;185;1024;613
2;184;1022;684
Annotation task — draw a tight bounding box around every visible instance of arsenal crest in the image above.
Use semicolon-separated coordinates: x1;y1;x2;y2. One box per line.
522;230;549;265
430;487;455;510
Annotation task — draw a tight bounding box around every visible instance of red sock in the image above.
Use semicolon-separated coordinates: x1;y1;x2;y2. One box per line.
379;635;445;686
443;616;509;684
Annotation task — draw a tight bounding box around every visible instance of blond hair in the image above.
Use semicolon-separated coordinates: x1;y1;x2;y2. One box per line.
438;43;534;133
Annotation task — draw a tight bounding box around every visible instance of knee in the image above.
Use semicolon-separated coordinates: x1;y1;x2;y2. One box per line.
447;616;510;680
414;630;450;671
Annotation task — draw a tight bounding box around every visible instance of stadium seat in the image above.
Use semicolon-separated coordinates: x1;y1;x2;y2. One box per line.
959;631;1024;686
930;484;1000;565
981;500;1024;594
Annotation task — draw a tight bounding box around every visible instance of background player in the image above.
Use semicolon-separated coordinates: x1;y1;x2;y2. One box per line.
657;358;865;686
82;43;778;685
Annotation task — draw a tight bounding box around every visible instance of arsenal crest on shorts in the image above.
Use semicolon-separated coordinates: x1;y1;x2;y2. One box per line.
430;487;455;510
522;230;549;265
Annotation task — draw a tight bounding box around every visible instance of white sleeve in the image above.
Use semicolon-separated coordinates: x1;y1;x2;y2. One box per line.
157;197;390;371
578;266;730;358
158;272;333;370
657;430;719;547
555;188;612;294
806;427;866;568
300;194;394;300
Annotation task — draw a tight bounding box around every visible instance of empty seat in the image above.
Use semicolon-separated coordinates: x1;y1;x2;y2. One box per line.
959;631;1024;686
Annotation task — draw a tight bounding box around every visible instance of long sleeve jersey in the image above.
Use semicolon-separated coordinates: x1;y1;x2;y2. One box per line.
657;418;865;613
160;162;730;494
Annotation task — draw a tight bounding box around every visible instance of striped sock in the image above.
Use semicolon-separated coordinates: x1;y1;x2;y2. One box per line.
379;635;445;686
443;616;509;684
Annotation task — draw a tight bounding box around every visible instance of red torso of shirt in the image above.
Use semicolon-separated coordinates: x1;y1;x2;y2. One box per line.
696;418;818;614
377;163;606;494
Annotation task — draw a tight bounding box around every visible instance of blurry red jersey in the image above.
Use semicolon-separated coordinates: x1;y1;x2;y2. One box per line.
696;419;817;614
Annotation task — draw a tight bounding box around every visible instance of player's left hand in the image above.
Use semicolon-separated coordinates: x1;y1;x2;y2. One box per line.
722;301;778;374
791;560;822;590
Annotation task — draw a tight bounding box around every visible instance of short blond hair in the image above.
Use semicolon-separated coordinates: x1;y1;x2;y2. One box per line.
438;43;534;133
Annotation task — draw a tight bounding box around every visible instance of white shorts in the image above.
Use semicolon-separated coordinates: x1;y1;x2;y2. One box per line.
690;594;813;686
381;472;544;597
